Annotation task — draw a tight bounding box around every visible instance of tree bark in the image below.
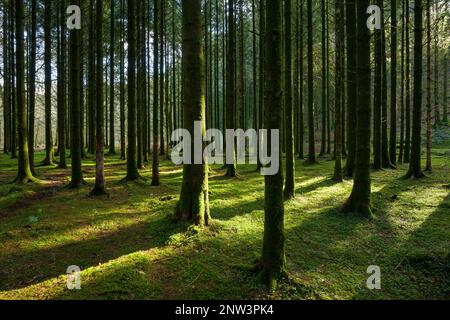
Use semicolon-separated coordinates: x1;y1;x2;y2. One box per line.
389;0;398;166
28;0;37;172
333;0;344;182
425;0;432;172
176;0;210;226
14;0;39;184
91;0;107;196
405;0;424;179
42;0;55;165
125;0;140;182
152;0;161;185
342;0;373;217
226;0;237;177
306;0;316;164
109;0;116;155
399;0;406;163
320;0;327;156
381;20;393;169
405;0;411;163
260;0;286;289
344;0;357;178
57;0;67;169
284;0;295;199
120;0;126;160
2;4;10;155
69;0;84;188
373;0;383;170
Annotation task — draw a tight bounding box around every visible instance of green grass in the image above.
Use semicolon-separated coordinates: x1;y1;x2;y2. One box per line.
0;128;449;300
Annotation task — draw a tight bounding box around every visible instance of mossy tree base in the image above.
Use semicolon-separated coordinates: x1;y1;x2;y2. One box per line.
403;170;426;180
341;195;374;218
67;179;87;189
120;174;146;185
12;175;46;186
343;167;354;179
225;165;237;178
283;189;295;201
57;163;68;169
89;186;108;197
176;164;211;227
254;259;288;291
39;157;58;167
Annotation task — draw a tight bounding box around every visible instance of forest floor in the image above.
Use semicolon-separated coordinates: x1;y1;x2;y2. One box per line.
0;126;449;300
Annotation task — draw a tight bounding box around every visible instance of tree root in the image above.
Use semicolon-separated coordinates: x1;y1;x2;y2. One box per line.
341;197;374;219
11;175;46;185
67;179;87;189
89;186;109;197
402;170;426;180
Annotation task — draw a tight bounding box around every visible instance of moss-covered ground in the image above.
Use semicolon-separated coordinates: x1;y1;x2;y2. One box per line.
0;127;448;300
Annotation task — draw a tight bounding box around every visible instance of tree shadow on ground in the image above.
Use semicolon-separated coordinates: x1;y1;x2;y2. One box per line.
295;178;340;195
0;215;187;291
352;191;450;299
45;229;269;300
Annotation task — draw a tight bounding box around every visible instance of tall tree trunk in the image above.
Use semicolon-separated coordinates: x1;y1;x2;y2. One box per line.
69;0;84;188
14;0;38;183
80;0;87;160
238;0;245;130
176;0;210;226
425;0;432;172
294;0;299;158
204;1;209;129
333;0;344;182
404;0;411;163
405;0;424;179
172;0;178;133
284;0;295;199
2;3;10;154
306;0;316;164
433;1;440;125
42;0;54;165
3;6;9;153
91;0;107;196
252;0;257;152
57;0;68;169
215;0;220;132
399;0;406;163
152;0;161;185
320;0;327;156
443;51;448;123
120;0;126;160
143;1;149;163
342;0;373;217
326;0;331;155
28;0;37;172
125;0;140;181
109;0;116;155
225;0;237;177
381;20;393;169
164;39;170;158
344;0;357;178
159;0;165;156
299;0;305;159
136;0;144;169
389;0;398;166
258;0;266;166
259;0;286;289
88;0;96;154
9;0;17;159
373;0;383;170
